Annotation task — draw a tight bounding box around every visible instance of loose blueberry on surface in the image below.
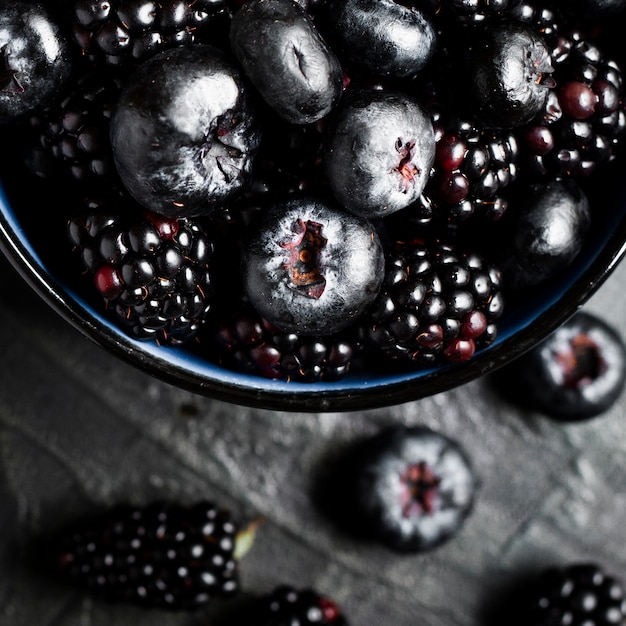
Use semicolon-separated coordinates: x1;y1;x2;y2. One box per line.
242;196;384;336
498;179;591;291
323;89;436;218
494;311;626;421
342;425;477;552
324;0;437;79
110;44;261;218
229;0;343;125
466;22;555;128
0;0;74;123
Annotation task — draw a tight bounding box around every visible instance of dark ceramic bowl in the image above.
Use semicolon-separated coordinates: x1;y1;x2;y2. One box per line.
1;145;625;413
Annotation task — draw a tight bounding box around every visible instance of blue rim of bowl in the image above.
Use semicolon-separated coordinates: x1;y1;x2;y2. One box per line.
1;179;626;412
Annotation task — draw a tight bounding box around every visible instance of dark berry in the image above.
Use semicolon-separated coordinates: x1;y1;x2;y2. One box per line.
54;501;240;609
513;562;626;626
498;179;591;291
323;88;436;218
465;22;555;128
419;109;519;223
518;34;626;179
229;0;343;124
248;585;349;625
110;44;261;218
67;192;215;345
71;0;231;67
242;196;384;335
360;237;504;367
209;302;360;382
324;0;437;79
494;311;626;421
344;425;477;552
0;0;74;123
28;68;122;186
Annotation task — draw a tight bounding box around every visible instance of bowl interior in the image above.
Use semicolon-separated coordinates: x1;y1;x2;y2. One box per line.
1;127;626;412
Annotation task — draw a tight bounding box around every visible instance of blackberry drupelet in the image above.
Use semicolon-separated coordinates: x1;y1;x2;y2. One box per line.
71;0;232;67
210;302;359;382
416;109;519;223
67;191;215;345
28;68;122;186
518;562;626;626
250;585;349;626
55;501;240;609
519;30;626;179
360;237;504;367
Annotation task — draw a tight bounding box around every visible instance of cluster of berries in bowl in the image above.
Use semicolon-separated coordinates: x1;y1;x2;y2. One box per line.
0;0;626;409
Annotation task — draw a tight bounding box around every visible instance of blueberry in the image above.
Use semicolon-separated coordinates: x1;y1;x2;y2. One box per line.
324;0;437;79
242;196;384;335
466;22;555;128
494;312;626;421
498;179;591;291
345;425;477;552
0;0;74;123
110;44;261;218
229;0;343;124
323;89;436;218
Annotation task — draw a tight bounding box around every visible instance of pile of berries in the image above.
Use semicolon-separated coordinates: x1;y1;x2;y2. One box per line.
0;0;625;382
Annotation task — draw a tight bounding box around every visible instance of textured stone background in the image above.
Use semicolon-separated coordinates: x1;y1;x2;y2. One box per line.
0;252;625;626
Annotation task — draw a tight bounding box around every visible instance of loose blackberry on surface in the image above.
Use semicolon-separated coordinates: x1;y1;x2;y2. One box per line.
53;501;241;609
501;562;626;626
247;585;349;626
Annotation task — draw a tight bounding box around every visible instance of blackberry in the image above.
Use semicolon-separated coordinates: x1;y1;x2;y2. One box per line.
360;237;504;367
517;562;626;626
209;302;360;382
71;0;232;67
67;191;215;345
55;501;240;609
28;68;122;186
249;585;349;626
416;110;519;223
519;30;626;179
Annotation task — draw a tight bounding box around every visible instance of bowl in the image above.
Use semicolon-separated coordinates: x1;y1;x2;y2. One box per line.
1;144;625;414
2;6;626;413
